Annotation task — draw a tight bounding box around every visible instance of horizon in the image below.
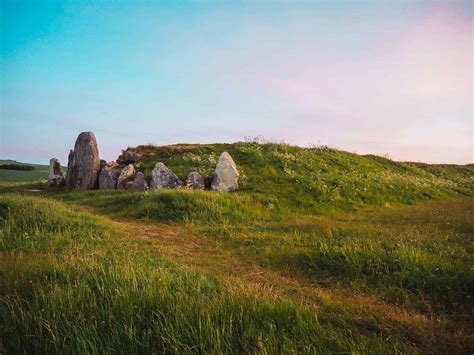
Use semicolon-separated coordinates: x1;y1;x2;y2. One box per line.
1;0;473;165
1;136;473;167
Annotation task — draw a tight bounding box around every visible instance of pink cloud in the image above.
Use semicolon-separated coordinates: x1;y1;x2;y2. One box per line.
220;5;472;163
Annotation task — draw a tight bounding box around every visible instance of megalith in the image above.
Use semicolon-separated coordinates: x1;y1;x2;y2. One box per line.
186;171;205;190
150;162;182;189
117;164;135;189
65;132;100;190
48;158;65;187
211;152;239;192
131;172;149;191
99;161;121;189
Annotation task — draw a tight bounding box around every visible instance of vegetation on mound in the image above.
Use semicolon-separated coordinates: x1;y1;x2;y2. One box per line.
37;142;471;228
134;142;473;213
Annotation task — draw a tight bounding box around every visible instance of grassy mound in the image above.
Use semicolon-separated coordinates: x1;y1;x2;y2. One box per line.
136;142;472;211
50;142;473;225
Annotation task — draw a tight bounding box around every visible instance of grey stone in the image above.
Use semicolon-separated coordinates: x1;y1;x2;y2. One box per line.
131;172;149;191
48;158;65;187
65;132;101;190
117;164;135;189
186;171;204;190
211;152;239;192
98;161;121;189
117;149;143;165
125;181;134;189
150;162;182;189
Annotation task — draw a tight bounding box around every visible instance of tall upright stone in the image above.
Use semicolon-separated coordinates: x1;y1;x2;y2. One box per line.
211;152;239;192
65;132;101;190
150;162;182;189
48;158;65;187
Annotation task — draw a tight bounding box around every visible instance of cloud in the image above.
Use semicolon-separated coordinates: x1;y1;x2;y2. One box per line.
217;3;472;163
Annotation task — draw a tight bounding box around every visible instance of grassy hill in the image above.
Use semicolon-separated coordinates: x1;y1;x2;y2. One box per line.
0;159;49;182
60;141;472;223
1;142;473;353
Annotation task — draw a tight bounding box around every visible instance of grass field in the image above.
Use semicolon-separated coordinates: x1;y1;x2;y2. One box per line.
0;160;49;182
1;142;473;353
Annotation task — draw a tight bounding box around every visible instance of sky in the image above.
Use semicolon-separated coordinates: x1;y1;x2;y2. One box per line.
1;0;472;165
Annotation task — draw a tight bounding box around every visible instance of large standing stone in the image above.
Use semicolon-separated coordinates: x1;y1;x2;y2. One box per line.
150;162;182;189
117;164;135;189
186;171;204;190
211;152;239;192
131;172;149;191
48;158;65;187
99;161;121;189
65;132;101;190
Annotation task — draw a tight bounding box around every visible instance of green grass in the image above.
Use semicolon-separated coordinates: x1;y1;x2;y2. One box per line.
0;160;49;182
135;142;473;211
201;199;474;313
0;194;412;354
36;142;471;226
1;142;473;353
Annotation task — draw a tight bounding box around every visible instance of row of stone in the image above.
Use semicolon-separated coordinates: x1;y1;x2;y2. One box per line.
48;131;240;192
98;161;206;191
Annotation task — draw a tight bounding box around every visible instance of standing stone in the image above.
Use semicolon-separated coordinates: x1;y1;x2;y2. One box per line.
131;172;149;191
117;164;135;189
65;132;100;190
211;152;239;192
48;158;65;187
150;162;182;189
186;171;204;190
99;161;121;189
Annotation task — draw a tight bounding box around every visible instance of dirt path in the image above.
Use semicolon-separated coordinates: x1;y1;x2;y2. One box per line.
97;215;465;351
58;197;466;352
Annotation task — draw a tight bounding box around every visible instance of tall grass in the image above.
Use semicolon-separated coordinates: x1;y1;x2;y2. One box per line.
0;194;410;353
1;141;473;353
201;199;474;313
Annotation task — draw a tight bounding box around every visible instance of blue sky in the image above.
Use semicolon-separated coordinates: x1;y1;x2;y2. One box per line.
1;0;472;164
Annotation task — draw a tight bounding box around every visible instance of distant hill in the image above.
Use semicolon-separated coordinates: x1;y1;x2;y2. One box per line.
0;159;50;182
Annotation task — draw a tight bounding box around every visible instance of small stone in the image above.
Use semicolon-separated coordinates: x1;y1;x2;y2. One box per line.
117;164;135;189
117;149;143;165
131;172;149;191
48;158;65;187
186;171;204;190
125;181;134;189
150;162;182;189
211;152;239;192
